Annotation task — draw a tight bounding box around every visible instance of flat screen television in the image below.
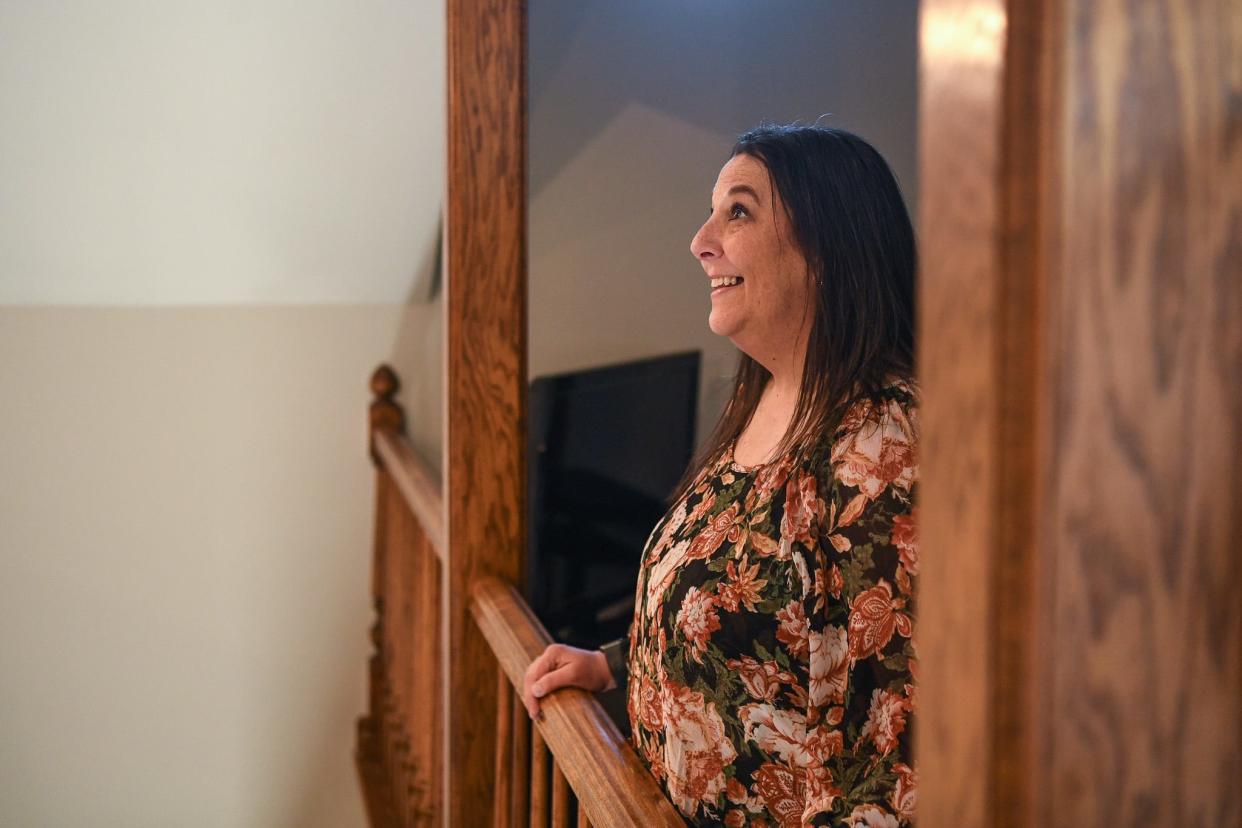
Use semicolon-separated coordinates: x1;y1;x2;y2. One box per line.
526;351;701;649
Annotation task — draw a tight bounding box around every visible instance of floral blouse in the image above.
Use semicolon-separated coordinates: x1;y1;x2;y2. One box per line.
623;381;919;827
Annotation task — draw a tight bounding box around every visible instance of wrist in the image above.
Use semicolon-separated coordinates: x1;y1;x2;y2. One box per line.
593;649;617;692
597;637;628;692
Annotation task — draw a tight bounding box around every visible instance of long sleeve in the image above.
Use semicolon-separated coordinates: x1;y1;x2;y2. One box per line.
801;393;919;826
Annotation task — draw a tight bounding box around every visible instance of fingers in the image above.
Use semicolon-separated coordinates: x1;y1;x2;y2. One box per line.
521;643;596;720
521;644;563;720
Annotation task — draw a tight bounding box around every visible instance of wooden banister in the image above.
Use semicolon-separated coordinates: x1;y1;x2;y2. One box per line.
358;365;444;826
470;576;685;828
372;429;445;559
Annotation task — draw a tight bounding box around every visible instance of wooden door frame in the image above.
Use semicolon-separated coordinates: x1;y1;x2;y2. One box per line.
439;1;1067;825
443;0;528;825
916;0;1056;823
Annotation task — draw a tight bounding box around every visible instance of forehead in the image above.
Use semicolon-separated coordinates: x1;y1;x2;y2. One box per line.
711;154;771;199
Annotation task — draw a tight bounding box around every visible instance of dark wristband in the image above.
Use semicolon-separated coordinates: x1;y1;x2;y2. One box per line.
599;635;628;688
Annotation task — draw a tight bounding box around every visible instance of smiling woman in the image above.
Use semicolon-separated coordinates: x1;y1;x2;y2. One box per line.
524;123;920;826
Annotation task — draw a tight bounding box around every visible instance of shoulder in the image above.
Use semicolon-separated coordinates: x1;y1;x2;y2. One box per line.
811;378;919;499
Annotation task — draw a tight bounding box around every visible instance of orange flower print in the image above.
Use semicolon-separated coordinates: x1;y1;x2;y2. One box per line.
804;721;844;763
745;453;794;511
829;563;844;599
802;762;843;823
727;655;796;703
726;776;748;804
845;803;901;828
890;511;918;573
687;501;741;560
675;586;721;663
775;600;810;660
649;498;689;560
637;674;663;731
740;703;811;767
686;489;718;528
752;763;806;828
832;398;917;500
724;810;747;828
813;563;844;612
717;555;768;613
660;679;736;818
847;579;913;661
808;625;849;706
890;762;917;821
780;471;825;548
823;491;867;554
860;688;909;756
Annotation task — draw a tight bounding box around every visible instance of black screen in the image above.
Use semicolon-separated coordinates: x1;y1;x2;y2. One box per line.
526;351;701;648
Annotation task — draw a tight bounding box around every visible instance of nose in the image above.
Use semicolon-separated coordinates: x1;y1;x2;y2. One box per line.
690;218;720;261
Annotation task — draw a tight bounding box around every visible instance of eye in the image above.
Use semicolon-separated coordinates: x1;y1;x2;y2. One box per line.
729;203;749;220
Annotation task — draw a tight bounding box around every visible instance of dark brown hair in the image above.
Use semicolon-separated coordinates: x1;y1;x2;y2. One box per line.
670;122;916;504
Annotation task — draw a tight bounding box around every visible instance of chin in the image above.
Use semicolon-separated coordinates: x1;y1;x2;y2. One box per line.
705;306;740;337
707;310;737;338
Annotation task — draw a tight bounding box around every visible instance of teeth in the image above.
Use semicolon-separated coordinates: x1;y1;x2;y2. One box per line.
711;276;741;288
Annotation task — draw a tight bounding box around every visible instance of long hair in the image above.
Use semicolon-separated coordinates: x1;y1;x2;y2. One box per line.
670;122;917;504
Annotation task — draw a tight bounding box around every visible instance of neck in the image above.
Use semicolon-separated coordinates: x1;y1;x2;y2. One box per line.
743;331;807;403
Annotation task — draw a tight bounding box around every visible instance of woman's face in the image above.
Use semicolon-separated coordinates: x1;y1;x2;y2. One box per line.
690;154;813;362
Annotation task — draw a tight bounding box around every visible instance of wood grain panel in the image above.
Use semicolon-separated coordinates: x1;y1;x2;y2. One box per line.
1042;0;1242;822
445;0;528;824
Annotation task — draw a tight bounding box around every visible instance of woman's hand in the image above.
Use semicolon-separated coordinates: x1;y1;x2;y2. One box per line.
521;643;616;720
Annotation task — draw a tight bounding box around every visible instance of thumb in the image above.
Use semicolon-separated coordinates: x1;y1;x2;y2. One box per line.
531;664;575;699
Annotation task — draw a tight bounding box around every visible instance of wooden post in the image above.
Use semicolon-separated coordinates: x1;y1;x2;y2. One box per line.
444;0;527;824
917;0;1242;824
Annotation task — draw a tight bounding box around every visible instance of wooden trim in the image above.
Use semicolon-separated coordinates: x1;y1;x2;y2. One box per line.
444;0;528;823
470;577;685;828
916;1;1043;824
373;430;446;558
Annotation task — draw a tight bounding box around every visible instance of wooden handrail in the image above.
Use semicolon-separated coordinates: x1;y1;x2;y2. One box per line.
372;429;445;559
470;576;685;828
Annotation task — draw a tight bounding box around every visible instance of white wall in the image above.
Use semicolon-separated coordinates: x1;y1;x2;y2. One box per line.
0;1;443;825
528;0;919;441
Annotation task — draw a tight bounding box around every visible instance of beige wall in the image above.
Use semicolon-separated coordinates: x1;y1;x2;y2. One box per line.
0;2;443;825
0;306;423;827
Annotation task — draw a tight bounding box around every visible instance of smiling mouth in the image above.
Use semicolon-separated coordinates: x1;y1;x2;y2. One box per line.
710;276;744;290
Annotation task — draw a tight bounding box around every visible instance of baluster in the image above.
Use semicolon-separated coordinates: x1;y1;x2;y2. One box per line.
511;691;530;825
551;762;570;828
494;669;512;828
577;800;590;828
530;726;548;827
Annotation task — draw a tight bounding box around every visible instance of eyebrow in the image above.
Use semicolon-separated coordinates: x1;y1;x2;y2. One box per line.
708;184;761;214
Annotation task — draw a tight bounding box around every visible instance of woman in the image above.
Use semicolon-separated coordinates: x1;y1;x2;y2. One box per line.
522;123;918;827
